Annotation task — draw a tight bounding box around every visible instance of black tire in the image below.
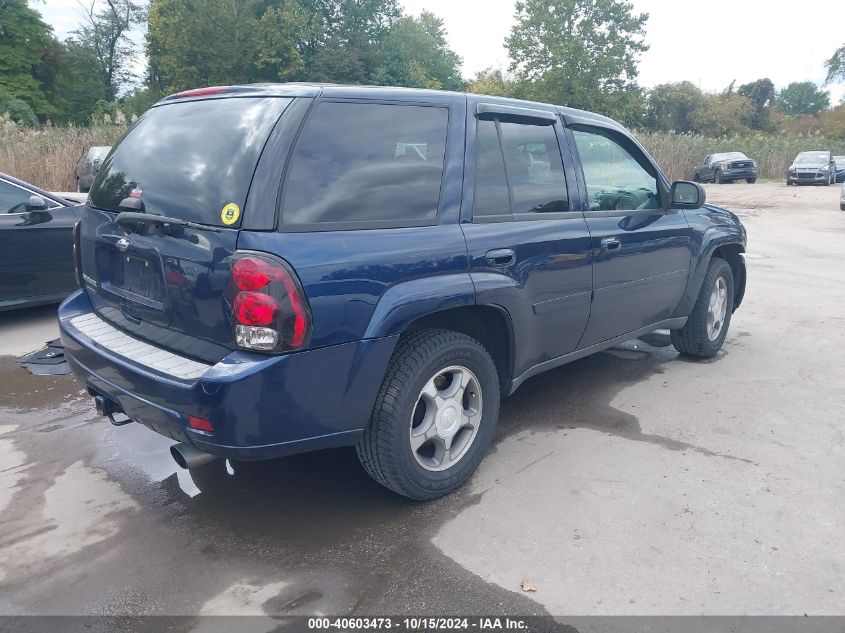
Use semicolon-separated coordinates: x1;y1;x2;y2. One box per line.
671;257;734;358
840;204;845;211
357;329;500;500
746;178;756;184
714;170;722;184
693;172;700;183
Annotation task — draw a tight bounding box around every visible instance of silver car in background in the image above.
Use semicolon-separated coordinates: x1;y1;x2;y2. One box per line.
75;146;111;193
787;150;836;186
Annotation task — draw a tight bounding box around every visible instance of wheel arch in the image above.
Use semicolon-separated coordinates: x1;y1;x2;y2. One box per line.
674;237;746;317
403;304;515;395
711;243;746;311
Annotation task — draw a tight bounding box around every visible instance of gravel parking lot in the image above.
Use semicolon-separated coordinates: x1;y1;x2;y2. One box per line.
1;183;843;617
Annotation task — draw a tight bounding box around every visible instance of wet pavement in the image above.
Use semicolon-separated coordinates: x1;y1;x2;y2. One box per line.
1;183;843;616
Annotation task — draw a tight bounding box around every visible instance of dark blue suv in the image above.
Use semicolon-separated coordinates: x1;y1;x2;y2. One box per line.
59;84;747;500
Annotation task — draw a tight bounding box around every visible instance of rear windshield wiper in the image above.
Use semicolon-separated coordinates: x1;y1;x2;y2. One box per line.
116;211;221;233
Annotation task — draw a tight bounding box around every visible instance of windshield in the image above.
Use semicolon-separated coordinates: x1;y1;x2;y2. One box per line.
795;151;830;165
835;156;845;167
713;152;748;162
89;97;291;226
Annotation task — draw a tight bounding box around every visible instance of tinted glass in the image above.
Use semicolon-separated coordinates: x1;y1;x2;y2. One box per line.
573;128;660;211
89;97;291;226
498;121;568;213
283;102;447;225
474;119;510;216
0;181;33;214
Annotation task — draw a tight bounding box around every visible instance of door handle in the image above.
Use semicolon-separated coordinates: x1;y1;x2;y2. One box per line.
485;248;516;267
600;237;621;252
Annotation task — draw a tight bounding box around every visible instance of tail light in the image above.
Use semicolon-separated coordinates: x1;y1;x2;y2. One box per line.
72;221;81;287
228;252;311;353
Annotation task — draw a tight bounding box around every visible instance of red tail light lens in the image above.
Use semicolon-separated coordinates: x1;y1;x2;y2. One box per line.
187;416;214;433
232;257;281;291
228;252;311;353
234;291;278;326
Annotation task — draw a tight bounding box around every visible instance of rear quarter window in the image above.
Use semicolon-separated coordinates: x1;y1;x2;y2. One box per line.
281;101;448;227
88;97;291;226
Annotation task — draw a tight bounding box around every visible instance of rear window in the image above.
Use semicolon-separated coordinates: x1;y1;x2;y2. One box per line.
89;97;291;226
282;101;448;226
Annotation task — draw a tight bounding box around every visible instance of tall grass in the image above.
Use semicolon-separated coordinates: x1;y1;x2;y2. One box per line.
0;116;126;191
2;115;844;191
635;130;845;181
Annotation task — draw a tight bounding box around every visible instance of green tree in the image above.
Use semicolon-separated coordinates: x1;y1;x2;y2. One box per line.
373;11;463;90
466;68;520;98
147;0;259;91
689;93;753;137
255;2;314;81
776;81;830;116
505;0;649;120
645;81;703;132
737;78;775;130
75;0;145;101
0;0;53;120
824;43;845;84
50;40;108;123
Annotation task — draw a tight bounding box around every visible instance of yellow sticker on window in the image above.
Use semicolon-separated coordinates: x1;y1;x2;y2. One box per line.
220;202;240;225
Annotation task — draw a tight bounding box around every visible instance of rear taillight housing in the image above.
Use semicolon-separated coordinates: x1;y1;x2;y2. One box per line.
228;252;311;353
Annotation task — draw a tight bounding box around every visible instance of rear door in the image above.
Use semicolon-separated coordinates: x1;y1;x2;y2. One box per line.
78;95;302;362
566;123;693;347
461;102;592;379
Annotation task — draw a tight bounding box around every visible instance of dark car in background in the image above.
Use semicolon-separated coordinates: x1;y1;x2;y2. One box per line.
0;172;82;311
58;84;746;500
834;156;845;183
75;146;112;193
787;151;836;185
693;152;757;184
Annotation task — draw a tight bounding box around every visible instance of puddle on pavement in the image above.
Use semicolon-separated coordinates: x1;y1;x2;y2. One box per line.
0;331;719;616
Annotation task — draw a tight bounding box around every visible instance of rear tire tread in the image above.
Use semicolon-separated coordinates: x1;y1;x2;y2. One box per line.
356;329;499;500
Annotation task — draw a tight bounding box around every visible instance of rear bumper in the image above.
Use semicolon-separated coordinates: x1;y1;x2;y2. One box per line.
59;291;397;460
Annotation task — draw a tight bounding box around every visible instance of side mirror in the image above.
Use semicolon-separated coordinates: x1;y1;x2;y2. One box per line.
26;195;49;212
670;181;705;209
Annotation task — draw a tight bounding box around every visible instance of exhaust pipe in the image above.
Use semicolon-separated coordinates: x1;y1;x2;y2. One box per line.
170;442;217;469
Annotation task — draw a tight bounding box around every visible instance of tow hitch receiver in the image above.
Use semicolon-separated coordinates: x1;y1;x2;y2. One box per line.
93;395;133;426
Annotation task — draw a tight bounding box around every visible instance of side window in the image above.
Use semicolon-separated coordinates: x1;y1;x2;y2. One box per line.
572;128;660;212
474;119;510;216
703;155;711;165
498;121;568;214
282;101;448;226
0;181;32;214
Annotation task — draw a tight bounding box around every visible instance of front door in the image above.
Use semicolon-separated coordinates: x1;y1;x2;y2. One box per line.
462;106;592;379
568;125;694;347
0;181;78;303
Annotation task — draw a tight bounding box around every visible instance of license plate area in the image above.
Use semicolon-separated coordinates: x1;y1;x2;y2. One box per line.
114;253;161;300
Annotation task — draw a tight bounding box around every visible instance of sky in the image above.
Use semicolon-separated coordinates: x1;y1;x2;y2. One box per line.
34;0;845;103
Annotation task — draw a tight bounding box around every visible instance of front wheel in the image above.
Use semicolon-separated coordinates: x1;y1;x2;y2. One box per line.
671;258;734;358
714;170;723;184
357;329;500;500
746;178;756;184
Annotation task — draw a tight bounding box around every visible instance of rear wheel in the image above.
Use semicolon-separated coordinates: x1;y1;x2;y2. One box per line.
693;172;700;183
671;257;734;358
746;178;756;184
357;329;500;500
